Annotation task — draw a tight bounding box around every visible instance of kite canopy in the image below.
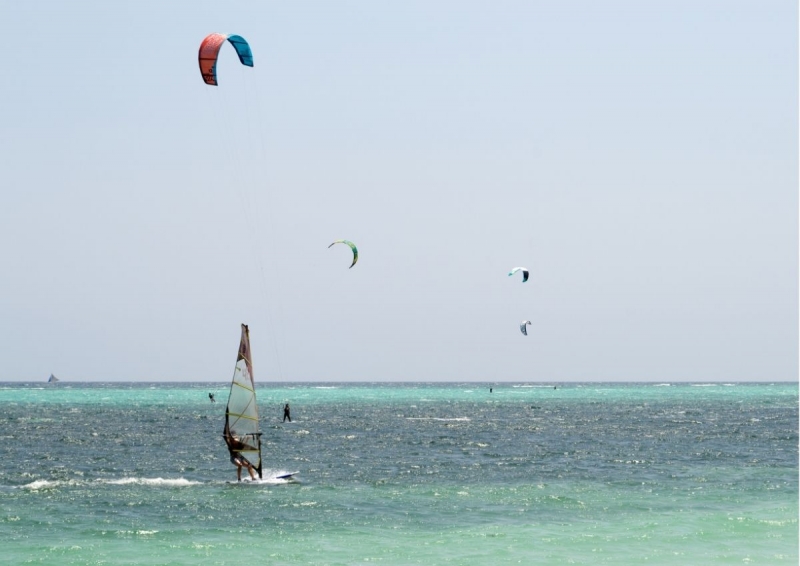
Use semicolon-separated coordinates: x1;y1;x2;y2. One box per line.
328;240;358;269
520;320;532;336
199;33;253;85
508;267;529;283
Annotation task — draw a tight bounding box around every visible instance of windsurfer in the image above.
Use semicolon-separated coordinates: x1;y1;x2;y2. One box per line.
231;452;257;481
227;430;257;481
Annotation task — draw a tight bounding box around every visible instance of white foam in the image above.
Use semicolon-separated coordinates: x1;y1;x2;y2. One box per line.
102;477;201;487
20;479;61;490
238;472;297;485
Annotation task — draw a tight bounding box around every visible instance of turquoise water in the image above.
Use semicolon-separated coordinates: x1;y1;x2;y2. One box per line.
1;382;797;564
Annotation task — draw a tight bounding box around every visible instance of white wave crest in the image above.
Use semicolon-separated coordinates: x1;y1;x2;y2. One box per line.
20;479;64;490
20;477;200;490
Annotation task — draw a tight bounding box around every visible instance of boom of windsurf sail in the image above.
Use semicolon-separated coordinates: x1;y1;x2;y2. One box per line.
223;324;262;479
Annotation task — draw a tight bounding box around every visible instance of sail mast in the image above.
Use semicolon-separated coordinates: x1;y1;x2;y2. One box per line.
223;324;262;478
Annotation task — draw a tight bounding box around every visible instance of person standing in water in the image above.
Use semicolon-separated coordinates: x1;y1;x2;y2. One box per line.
209;392;215;403
283;403;291;422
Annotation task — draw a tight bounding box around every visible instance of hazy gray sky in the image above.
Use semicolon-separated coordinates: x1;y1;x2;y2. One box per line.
1;1;797;382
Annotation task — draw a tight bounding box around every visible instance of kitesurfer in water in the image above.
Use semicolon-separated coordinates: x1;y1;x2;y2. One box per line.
209;393;215;403
227;430;257;481
283;403;291;422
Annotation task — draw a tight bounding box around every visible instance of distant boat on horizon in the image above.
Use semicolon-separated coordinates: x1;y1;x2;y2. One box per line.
48;374;59;383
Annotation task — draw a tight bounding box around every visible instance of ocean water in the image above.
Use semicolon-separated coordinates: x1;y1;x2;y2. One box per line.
0;382;796;565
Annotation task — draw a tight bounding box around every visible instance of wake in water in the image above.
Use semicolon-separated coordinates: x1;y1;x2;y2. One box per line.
20;473;299;490
232;473;298;485
20;477;202;490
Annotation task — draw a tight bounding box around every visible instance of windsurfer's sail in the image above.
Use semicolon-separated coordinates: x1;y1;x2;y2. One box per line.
223;324;262;479
48;374;59;383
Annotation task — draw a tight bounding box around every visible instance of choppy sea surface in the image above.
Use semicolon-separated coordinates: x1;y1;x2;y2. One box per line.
0;381;796;565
